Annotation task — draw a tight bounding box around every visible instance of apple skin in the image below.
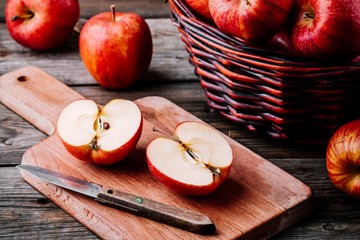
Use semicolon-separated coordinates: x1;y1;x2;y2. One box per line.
5;0;80;50
326;119;360;199
264;27;292;53
79;8;153;89
208;0;293;42
184;0;213;23
289;0;360;60
57;99;143;165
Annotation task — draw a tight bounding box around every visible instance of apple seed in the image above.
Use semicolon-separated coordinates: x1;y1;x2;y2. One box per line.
94;117;110;131
103;122;110;130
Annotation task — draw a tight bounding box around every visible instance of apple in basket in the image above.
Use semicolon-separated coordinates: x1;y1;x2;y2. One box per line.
79;5;153;89
264;27;292;53
184;0;213;22
289;0;360;60
57;99;143;165
5;0;80;50
326;119;360;199
208;0;293;42
146;121;233;195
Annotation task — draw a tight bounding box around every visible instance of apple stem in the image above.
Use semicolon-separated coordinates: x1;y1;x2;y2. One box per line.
110;4;116;22
152;127;173;138
303;11;314;19
11;12;34;22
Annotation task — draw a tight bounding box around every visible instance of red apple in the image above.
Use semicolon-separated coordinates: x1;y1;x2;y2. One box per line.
146;121;233;196
264;27;292;53
5;0;80;50
326;119;360;199
79;5;153;89
185;0;213;23
57;99;143;165
289;0;360;60
208;0;293;42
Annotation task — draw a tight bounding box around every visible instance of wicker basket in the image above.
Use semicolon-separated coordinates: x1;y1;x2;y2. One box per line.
168;0;360;144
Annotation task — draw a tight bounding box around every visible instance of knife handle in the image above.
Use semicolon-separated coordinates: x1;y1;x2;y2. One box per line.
96;187;216;235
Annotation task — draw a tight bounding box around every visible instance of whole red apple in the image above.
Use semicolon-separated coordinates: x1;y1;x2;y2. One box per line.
326;119;360;199
79;5;153;89
185;0;213;23
289;0;360;60
5;0;80;50
208;0;293;42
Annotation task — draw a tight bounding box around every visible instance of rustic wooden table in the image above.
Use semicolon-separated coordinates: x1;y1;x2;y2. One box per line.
0;0;359;239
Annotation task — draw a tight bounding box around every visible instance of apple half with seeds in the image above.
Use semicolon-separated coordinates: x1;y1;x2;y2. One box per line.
146;121;233;195
57;99;142;165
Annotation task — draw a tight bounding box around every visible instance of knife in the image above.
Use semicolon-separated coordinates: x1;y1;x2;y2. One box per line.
17;165;216;235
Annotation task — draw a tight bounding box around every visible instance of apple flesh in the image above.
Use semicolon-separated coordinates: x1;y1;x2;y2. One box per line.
326;119;360;199
289;0;360;60
146;121;233;196
209;0;293;42
57;99;143;165
79;5;153;89
5;0;80;50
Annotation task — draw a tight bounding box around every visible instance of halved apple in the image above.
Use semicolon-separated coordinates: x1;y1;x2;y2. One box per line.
57;99;143;165
146;121;233;195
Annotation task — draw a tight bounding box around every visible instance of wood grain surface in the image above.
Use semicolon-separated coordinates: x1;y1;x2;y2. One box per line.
3;66;312;239
0;0;171;21
1;1;360;239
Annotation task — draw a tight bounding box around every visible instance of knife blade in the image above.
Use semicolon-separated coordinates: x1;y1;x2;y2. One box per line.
17;165;216;235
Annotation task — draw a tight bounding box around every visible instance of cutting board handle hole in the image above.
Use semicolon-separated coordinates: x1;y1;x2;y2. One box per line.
107;189;114;194
17;75;27;82
36;197;51;204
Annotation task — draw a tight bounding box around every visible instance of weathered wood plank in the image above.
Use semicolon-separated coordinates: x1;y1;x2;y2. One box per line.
0;18;195;83
0;167;97;239
1;158;359;240
0;105;46;165
0;0;171;21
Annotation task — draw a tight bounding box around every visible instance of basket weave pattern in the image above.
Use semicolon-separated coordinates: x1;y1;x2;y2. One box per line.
168;0;360;143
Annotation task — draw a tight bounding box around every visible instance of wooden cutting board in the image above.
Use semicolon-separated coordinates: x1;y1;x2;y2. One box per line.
0;66;313;239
